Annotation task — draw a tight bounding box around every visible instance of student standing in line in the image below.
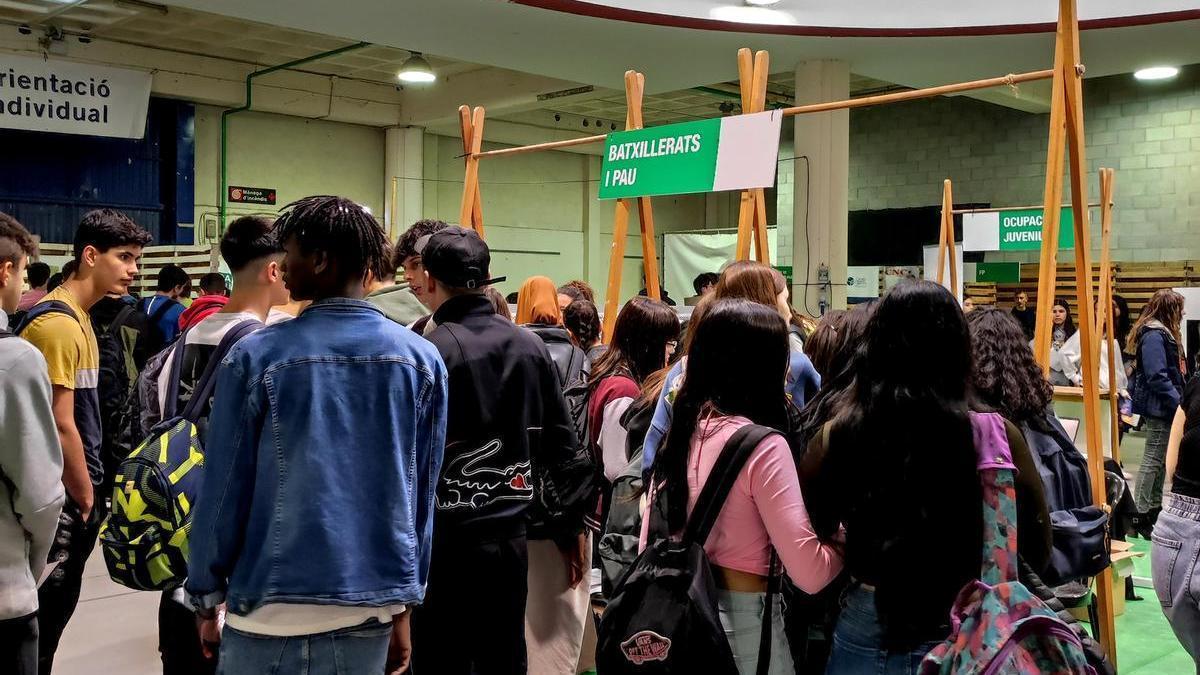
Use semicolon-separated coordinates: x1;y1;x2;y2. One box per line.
801;281;1049;675
517;275;589;387
1130;289;1187;531
16;209;151;674
564;298;605;363
1152;370;1200;668
1011;290;1037;341
642;261;821;478
588;296;680;484
394;218;450;335
516;274;601;674
650;299;843;673
186;197;447;675
365;251;427;327
146;215;287;675
692;271;719;298
177;272;229;331
557;279;596;311
139;264;191;351
484;286;513;321
411;226;594;675
0;214;65;675
17;261;51;312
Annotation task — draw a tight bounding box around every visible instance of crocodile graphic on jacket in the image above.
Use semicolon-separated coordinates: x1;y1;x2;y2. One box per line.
436;438;534;511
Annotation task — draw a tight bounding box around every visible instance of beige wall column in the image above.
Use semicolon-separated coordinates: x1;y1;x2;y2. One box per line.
384;126;425;239
793;60;850;313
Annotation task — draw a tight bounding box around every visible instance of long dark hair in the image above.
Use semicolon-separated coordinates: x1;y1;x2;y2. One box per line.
654;299;789;532
1110;293;1131;351
967;307;1053;425
795;302;875;445
825;281;979;646
590;296;679;389
1129;288;1184;354
1052;296;1076;340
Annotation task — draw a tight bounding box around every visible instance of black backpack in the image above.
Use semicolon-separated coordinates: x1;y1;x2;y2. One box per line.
598;424;778;675
138;296;181;357
93;301;141;483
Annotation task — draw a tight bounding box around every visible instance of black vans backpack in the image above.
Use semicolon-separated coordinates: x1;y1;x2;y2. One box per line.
598;424;778;675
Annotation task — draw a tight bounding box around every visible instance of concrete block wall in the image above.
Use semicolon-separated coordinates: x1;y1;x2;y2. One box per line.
816;68;1200;265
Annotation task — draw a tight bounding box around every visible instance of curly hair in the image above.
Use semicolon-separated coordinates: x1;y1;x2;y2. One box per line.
393;219;448;269
966;307;1052;424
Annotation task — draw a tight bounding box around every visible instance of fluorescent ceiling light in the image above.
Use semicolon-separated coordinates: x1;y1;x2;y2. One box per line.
710;5;793;24
1134;66;1179;81
398;52;436;84
744;0;782;5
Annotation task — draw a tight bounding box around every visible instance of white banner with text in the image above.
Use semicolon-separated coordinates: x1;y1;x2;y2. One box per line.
0;54;151;138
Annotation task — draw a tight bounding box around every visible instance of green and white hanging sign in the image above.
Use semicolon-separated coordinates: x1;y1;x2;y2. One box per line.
598;110;783;200
963;207;1077;252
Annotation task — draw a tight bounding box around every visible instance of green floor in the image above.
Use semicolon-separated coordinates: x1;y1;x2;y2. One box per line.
1084;536;1195;675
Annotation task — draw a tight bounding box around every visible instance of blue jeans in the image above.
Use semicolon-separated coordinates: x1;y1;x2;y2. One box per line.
1135;416;1172;513
217;620;392;675
716;588;794;675
826;586;939;675
1152;493;1200;667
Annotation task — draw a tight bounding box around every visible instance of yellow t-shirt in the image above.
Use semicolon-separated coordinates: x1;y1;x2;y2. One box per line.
21;286;104;485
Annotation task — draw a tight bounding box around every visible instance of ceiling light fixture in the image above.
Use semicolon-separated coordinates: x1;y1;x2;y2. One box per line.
397;52;436;84
744;0;782;5
1134;66;1179;81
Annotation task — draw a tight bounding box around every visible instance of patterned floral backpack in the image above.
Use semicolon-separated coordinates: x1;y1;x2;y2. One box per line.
920;413;1097;675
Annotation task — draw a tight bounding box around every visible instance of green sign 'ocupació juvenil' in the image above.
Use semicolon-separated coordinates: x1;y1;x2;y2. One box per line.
598;110;783;200
962;207;1078;252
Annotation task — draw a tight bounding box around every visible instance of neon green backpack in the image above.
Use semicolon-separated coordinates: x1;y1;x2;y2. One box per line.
99;321;260;590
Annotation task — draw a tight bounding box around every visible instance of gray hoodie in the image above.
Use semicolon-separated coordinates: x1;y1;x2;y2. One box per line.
0;309;65;620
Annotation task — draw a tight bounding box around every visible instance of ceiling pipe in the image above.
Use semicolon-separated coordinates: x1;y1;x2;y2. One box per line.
219;41;371;230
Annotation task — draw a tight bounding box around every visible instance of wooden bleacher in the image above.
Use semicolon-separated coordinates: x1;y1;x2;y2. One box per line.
33;243;220;298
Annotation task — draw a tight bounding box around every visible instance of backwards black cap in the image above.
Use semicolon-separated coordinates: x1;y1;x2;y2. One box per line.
415;225;506;289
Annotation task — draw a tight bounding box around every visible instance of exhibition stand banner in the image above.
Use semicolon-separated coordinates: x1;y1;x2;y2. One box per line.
846;266;881;300
0;54;151;139
663;229;778;301
962;207;1076;251
923;243;964;301
598;110;782;199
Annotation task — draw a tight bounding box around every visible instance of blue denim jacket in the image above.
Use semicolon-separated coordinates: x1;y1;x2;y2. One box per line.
185;299;447;615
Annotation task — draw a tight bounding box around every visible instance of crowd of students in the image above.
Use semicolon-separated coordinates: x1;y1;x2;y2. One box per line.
0;198;1198;675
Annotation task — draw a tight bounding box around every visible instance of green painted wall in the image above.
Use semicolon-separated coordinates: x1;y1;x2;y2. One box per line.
194;105;385;240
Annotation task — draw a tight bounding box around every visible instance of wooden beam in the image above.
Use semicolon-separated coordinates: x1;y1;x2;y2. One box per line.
629;72;661;303
1098;168;1121;464
1032;20;1069;373
778;69;1054;117
458;106;486;236
735;49;772;264
936;179;958;299
1056;0;1118;663
459;105;485;234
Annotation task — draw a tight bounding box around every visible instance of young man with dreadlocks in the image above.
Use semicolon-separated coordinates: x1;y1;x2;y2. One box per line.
185;196;448;675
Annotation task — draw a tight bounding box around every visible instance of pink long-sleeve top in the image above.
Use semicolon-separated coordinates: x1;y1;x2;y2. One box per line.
642;415;843;594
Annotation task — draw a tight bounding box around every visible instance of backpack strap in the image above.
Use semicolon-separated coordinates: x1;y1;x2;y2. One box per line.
147;297;179;327
13;300;78;336
971;412;1020;586
159;328;192;420
683;423;776;546
108;304;136;335
179;320;263;422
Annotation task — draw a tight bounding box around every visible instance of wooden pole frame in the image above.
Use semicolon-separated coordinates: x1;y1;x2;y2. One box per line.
1029;0;1116;662
458;105;486;235
936;179;959;300
602;70;662;341
1096;168;1121;464
734;48;771;264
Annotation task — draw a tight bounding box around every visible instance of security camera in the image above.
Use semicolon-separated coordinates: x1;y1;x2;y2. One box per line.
78;34;92;44
18;24;33;35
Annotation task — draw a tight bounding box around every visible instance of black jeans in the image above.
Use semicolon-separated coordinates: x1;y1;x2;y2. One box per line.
0;612;39;675
37;498;102;675
411;534;529;675
159;593;217;675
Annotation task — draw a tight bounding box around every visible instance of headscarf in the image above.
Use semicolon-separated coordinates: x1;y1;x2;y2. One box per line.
516;276;561;325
